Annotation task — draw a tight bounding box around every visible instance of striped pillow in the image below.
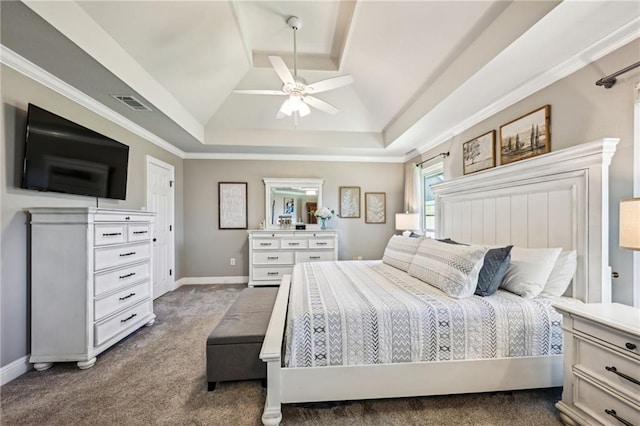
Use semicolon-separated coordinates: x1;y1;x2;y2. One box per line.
407;238;489;298
382;235;423;272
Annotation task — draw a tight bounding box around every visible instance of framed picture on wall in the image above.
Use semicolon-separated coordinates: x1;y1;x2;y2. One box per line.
498;105;551;165
365;192;386;223
218;182;247;229
339;186;361;218
463;130;495;175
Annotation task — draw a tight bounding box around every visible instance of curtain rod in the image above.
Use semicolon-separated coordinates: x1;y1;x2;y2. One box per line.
596;61;640;89
415;151;449;168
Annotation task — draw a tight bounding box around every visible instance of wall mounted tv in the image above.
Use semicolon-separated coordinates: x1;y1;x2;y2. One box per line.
22;104;129;200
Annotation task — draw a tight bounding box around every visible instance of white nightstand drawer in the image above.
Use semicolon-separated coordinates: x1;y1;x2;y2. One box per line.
253;251;294;265
309;239;334;249
575;318;640;357
94;301;151;347
576;337;640;404
95;225;126;246
94;281;150;321
281;239;308;249
295;251;334;263
95;243;150;271
574;375;640;426
253;239;281;249
252;267;292;281
128;224;151;242
94;261;150;296
94;213;149;222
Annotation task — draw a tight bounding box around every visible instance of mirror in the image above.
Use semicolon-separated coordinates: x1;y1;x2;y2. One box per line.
263;178;324;229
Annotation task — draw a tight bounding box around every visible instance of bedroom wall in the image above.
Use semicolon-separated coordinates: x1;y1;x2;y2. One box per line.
182;160;403;278
0;65;185;368
416;39;640;305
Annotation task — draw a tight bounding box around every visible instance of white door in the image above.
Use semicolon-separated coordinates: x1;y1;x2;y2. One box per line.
146;156;175;299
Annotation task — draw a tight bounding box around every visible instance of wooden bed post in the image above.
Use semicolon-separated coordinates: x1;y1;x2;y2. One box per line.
260;275;291;426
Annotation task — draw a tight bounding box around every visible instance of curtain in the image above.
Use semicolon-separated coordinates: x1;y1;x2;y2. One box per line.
403;163;423;230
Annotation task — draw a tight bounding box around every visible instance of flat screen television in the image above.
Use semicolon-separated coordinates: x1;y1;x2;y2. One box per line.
22;104;129;200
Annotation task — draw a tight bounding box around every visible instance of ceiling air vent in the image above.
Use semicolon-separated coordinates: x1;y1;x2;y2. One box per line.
110;94;152;111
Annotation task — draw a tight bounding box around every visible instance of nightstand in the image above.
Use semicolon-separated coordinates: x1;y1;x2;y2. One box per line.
554;303;640;426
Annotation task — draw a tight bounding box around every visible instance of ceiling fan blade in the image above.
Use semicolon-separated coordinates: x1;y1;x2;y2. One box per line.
277;99;292;119
305;75;354;94
232;89;286;95
304;96;339;114
268;56;295;86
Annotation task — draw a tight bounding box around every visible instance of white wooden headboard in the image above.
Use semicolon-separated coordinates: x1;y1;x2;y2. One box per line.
431;139;619;303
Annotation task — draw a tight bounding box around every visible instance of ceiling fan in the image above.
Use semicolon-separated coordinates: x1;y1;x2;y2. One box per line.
233;16;354;120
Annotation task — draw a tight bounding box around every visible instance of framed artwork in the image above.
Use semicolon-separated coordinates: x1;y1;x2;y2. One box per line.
284;197;294;215
463;130;495;175
339;186;360;218
499;105;551;165
218;182;247;229
365;192;386;224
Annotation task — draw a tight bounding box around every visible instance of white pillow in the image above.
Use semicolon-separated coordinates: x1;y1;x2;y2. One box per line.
500;247;562;298
540;250;577;297
382;235;422;272
407;238;489;298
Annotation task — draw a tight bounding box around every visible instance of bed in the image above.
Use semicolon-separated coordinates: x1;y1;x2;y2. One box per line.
260;139;619;426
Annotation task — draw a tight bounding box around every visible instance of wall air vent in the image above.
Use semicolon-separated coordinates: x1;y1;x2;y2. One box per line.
110;94;152;111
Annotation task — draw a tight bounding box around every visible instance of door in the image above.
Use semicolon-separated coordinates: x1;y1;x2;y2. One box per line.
146;156;175;299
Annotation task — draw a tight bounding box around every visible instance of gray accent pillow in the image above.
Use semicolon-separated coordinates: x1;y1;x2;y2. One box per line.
474;245;513;296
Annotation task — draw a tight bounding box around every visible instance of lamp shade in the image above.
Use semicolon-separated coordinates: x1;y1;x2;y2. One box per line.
620;198;640;250
395;213;420;231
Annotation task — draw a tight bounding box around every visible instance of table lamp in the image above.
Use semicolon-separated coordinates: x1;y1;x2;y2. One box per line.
395;212;420;237
620;198;640;250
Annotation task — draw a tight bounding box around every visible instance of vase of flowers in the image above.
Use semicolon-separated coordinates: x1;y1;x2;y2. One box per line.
314;207;334;230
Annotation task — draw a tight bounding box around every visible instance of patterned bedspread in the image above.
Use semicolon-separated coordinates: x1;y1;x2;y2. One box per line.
284;260;565;368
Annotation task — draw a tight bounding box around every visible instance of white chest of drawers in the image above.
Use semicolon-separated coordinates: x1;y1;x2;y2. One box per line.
29;207;156;370
554;303;640;426
248;230;338;286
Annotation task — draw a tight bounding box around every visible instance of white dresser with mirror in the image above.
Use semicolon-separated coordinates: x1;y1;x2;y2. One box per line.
249;177;338;286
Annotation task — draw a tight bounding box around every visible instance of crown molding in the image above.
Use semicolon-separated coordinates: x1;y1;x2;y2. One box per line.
183;151;405;163
0;45;186;159
416;17;640;155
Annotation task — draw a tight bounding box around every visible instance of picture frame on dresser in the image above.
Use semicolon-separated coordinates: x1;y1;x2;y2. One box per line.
218;182;247;230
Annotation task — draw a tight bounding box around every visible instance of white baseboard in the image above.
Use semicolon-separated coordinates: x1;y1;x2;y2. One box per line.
175;276;249;289
1;355;31;386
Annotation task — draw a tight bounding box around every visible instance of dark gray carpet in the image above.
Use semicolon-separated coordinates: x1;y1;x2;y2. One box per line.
1;284;563;425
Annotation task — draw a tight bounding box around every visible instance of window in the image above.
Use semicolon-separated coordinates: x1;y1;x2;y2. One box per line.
421;163;444;238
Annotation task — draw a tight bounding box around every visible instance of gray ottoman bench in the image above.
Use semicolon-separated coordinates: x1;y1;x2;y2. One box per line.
206;287;278;391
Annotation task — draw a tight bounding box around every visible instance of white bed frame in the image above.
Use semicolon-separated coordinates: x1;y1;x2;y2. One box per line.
259;139;619;426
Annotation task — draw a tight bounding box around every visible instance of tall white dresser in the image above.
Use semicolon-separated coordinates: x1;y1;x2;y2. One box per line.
248;230;338;286
554;303;640;426
29;207;156;370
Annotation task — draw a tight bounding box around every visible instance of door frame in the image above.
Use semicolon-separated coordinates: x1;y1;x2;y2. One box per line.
146;155;176;294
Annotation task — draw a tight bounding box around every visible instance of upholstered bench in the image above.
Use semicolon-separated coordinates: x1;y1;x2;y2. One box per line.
206;287;278;391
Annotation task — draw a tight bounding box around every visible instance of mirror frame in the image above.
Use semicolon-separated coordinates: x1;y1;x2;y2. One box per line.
263;178;324;229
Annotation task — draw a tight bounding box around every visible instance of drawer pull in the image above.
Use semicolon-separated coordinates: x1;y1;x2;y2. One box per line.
125;216;131;221
119;252;136;257
605;366;640;386
102;232;122;237
119;293;136;301
310;256;321;260
133;231;148;235
120;313;137;323
625;342;637;350
260;242;271;246
267;256;279;260
604;409;633;426
267;272;279;276
288;242;300;246
118;272;136;280
315;242;327;246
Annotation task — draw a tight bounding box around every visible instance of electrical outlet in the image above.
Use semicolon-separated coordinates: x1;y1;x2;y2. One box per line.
230;258;236;266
